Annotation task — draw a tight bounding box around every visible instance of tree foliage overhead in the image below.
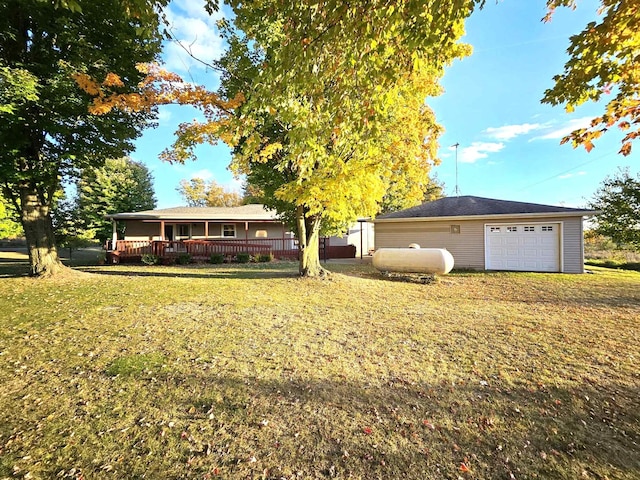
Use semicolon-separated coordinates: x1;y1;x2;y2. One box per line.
76;157;157;242
177;177;243;207
543;0;640;155
79;1;484;275
588;167;640;250
0;0;164;275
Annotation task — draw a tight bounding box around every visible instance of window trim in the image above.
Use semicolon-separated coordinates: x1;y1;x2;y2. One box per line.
222;223;237;238
178;224;191;238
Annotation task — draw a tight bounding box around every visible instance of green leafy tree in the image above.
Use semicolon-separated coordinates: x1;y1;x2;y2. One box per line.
588;167;640;250
543;0;640;155
76;158;157;242
0;190;23;239
177;178;243;207
0;0;163;276
381;175;445;214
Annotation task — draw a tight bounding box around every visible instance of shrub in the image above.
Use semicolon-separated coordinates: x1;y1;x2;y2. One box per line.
209;253;224;264
256;253;273;263
236;252;251;263
161;256;175;266
585;259;640;272
176;253;192;265
141;253;159;265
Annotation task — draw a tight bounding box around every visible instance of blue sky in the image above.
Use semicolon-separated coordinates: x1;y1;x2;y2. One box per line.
132;0;639;210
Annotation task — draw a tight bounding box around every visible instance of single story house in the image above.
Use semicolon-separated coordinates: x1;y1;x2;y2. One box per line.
107;204;289;243
374;196;598;273
105;204;371;261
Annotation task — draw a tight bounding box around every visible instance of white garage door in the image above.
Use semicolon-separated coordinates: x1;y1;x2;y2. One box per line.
485;223;560;272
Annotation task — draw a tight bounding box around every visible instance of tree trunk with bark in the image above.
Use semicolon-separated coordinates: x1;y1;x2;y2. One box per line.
296;206;326;277
20;185;65;276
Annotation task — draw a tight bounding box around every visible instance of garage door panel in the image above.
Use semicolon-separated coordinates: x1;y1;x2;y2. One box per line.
486;224;560;272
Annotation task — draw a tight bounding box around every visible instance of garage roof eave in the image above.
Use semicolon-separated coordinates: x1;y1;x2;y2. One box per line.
373;211;600;223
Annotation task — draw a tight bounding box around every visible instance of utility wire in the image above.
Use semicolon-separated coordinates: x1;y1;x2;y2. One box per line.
520;149;617;191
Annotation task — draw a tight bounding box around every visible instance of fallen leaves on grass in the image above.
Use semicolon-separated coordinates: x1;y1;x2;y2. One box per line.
0;263;638;479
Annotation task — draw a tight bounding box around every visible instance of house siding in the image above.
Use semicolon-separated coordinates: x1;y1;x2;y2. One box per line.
327;222;375;257
375;220;486;269
560;216;584;273
122;220;288;241
375;215;587;273
123;221;160;240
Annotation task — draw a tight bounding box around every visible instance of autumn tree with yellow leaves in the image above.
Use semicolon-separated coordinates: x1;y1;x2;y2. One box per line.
85;2;480;276
76;0;638;276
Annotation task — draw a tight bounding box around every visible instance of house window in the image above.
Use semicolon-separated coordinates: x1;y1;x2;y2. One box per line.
178;224;190;238
507;226;518;232
542;225;554;232
222;224;236;237
450;225;461;234
490;227;501;233
524;226;535;232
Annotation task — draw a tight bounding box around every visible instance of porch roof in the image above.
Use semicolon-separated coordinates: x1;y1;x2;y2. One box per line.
106;204;280;222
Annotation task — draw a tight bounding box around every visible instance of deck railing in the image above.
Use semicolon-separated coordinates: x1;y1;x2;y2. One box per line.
108;238;299;260
106;238;356;263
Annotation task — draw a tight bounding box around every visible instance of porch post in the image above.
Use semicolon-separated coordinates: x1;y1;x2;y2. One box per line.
204;221;209;239
160;221;165;240
111;219;117;249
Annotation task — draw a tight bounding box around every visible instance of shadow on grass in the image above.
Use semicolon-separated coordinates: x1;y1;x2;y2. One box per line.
0;256;30;278
78;264;301;280
166;373;639;479
6;367;635;479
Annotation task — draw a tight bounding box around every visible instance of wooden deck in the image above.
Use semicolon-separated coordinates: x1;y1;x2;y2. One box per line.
105;239;356;263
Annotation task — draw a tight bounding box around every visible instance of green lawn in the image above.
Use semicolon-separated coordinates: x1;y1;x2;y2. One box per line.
0;256;639;479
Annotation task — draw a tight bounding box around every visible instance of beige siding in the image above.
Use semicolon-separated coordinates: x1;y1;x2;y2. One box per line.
375;215;587;273
123;221;287;241
123;221;160;240
327;222;375;256
375;220;486;269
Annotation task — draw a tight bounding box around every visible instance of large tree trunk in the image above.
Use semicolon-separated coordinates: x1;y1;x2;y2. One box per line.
20;186;65;277
296;206;326;277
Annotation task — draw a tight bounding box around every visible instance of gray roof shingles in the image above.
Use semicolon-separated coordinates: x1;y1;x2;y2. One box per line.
377;196;595;219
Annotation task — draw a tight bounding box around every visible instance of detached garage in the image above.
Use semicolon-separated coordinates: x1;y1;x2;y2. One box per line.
375;196;597;273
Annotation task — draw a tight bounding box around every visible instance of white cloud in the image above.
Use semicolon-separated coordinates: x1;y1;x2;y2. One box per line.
157;106;172;122
558;171;587;180
190;169;214;180
457;142;505;163
163;0;227;74
221;177;244;193
532;117;594;141
484;123;547;140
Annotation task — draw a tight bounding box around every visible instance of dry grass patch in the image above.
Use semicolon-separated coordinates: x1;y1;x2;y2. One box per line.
0;260;638;479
